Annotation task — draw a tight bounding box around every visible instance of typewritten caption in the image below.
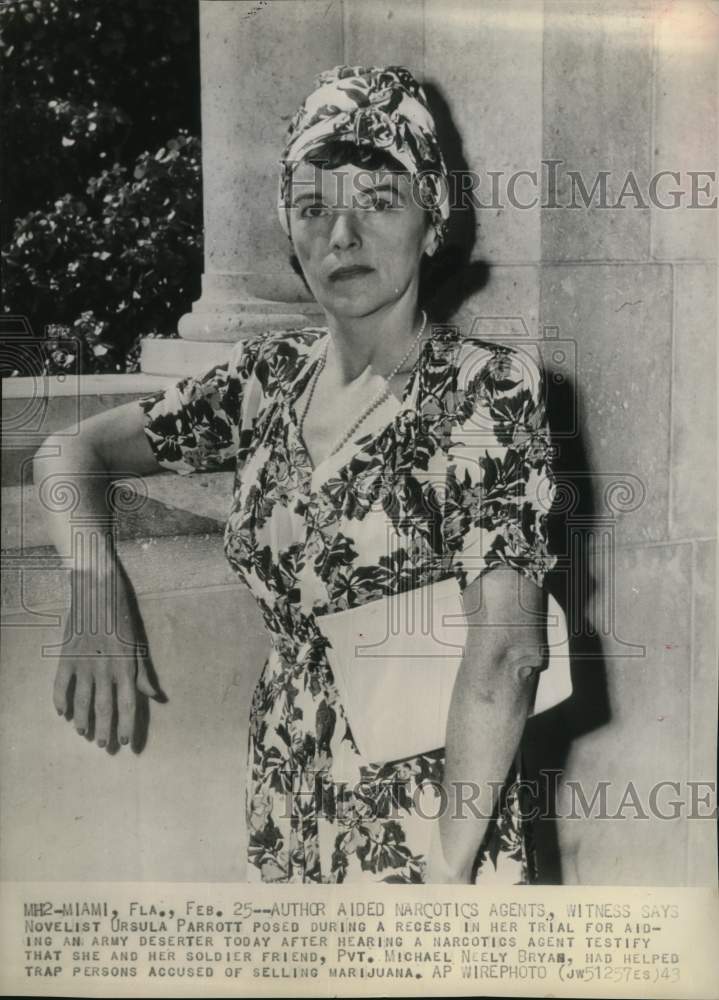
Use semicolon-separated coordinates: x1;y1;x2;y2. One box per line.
0;883;717;998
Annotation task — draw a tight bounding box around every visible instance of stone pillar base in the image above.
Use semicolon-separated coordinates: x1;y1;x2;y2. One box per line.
140;337;234;377
143;290;327;375
177;298;324;343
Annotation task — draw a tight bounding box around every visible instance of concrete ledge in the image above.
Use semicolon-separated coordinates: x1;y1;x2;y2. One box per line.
2;530;244;613
2;372;174;399
2;470;234;553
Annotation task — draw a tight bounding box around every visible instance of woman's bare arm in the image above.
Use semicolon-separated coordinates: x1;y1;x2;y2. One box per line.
33;400;165;747
33;403;160;536
429;567;544;883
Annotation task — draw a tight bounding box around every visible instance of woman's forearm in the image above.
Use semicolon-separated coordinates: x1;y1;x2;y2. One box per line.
35;431;159;741
33;435;119;591
35;437;124;654
433;643;537;883
33;402;160;575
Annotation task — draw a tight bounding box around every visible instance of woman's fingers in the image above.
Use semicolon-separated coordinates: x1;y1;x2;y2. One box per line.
52;658;73;716
116;668;136;747
94;673;113;748
73;672;92;736
54;630;157;748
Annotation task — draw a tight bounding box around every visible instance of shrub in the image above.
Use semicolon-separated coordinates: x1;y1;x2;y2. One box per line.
1;0;201;374
3;132;203;374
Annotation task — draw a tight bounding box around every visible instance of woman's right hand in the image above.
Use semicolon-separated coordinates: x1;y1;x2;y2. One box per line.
53;561;160;749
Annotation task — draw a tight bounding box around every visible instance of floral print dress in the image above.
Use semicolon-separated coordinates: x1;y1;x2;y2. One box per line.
139;324;556;885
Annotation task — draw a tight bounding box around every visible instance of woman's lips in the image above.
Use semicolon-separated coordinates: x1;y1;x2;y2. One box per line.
329;266;374;281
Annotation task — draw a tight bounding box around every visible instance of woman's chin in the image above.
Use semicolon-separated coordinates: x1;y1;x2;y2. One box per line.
316;292;380;319
316;288;413;322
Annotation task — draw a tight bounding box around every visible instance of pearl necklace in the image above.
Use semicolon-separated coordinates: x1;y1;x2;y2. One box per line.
298;310;428;461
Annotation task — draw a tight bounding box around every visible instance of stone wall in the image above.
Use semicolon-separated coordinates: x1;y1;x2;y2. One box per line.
1;0;716;884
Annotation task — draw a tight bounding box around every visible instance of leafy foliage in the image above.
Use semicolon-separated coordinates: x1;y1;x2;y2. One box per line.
5;134;202;372
1;0;202;373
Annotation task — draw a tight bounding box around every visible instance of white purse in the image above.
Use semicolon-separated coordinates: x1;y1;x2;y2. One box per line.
315;575;572;764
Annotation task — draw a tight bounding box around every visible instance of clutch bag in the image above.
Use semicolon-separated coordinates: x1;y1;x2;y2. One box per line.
315;575;572;764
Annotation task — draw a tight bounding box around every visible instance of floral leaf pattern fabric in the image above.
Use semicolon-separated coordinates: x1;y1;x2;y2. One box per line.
138;325;556;884
138;336;261;475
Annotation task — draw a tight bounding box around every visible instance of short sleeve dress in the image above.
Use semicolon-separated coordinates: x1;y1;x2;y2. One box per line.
138;324;557;885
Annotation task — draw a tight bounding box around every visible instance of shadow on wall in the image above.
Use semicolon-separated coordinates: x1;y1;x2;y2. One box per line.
524;373;610;884
422;81;489;322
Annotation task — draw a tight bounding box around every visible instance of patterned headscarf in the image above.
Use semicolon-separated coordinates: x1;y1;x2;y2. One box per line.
278;64;450;246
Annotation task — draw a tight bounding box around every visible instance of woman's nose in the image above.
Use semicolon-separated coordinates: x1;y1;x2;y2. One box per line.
329;210;361;250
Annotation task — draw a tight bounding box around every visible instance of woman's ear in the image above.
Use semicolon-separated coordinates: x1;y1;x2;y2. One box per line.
422;219;439;258
424;236;439;258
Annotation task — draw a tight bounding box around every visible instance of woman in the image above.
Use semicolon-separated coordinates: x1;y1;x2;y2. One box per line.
37;65;556;885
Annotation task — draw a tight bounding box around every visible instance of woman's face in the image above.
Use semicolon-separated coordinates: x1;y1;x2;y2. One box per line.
287;160;436;320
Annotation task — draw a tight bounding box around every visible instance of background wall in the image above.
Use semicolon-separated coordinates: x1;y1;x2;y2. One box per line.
2;0;716;885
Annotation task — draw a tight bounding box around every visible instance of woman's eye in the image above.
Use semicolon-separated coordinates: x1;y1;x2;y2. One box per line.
300;204;328;219
357;196;394;212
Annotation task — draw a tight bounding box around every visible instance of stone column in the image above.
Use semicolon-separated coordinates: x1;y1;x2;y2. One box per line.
142;0;342;375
